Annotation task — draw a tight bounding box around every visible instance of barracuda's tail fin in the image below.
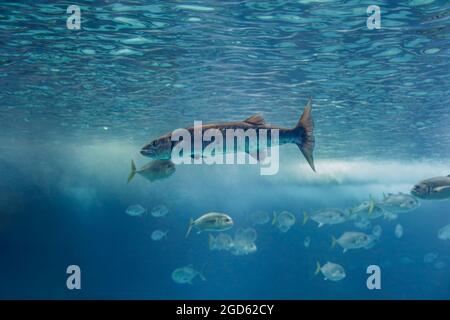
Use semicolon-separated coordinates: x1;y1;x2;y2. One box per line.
292;97;315;172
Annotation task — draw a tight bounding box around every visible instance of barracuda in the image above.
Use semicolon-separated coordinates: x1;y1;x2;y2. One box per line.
141;98;316;172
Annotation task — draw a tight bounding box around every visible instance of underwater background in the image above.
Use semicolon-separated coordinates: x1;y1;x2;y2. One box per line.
0;0;449;299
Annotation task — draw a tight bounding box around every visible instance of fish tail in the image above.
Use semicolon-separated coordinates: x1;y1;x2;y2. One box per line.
198;263;207;281
314;261;321;276
292;97;315;172
347;207;354;216
271;211;278;225
331;235;337;249
127;160;137;184
302;211;309;225
208;234;215;250
368;194;375;215
185;218;194;238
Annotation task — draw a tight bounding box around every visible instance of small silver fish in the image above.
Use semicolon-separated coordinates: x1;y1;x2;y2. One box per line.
208;233;234;251
348;197;377;216
353;218;371;230
315;261;346;281
378;192;420;213
395;224;404;239
125;204;147;217
437;223;450;240
372;225;383;239
303;209;348;227
230;239;257;256
332;231;376;253
411;175;450;200
151;230;168;241
171;264;206;285
186;212;233;237
151;204;169;218
350;200;385;220
249;210;270;225
235;228;257;242
272;211;296;232
127;159;175;184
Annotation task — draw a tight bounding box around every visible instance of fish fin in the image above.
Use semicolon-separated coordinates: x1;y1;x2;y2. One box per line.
302;211;309;225
434;186;450;192
198;263;207;281
185;218;194;238
346;208;355;220
331;235;337;249
244;114;265;126
314;261;321;276
318;223;324;228
293;97;315;172
368;196;375;215
343;249;347;253
127;160;137;184
208;234;215;250
272;211;278;225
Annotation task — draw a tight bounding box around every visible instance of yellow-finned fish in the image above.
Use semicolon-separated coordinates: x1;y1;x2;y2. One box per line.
185;212;233;238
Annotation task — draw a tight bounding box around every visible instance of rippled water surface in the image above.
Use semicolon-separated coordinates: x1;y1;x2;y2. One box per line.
0;0;449;299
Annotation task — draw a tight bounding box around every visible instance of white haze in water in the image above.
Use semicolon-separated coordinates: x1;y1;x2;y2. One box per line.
2;140;449;219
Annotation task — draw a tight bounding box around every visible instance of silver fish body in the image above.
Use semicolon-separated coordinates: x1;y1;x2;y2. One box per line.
411;175;450;200
141;99;316;171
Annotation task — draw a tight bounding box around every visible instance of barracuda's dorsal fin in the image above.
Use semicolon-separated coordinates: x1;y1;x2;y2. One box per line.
244;114;265;126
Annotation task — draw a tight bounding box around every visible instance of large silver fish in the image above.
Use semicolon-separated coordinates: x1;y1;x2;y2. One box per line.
141;98;316;171
411;175;450;200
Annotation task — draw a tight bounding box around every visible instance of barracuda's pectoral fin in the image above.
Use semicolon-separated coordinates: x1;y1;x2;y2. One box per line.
244;114;266;126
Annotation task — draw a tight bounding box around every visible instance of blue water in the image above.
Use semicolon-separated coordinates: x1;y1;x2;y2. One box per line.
0;0;449;299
